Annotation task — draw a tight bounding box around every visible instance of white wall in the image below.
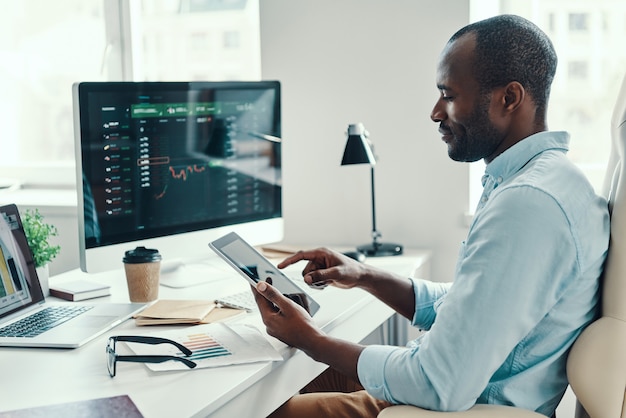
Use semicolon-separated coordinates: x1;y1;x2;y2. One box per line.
9;1;472;284
259;0;470;282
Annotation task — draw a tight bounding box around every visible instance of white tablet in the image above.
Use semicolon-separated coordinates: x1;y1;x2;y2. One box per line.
209;232;320;316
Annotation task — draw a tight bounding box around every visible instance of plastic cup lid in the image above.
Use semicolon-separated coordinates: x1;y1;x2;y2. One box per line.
123;246;162;263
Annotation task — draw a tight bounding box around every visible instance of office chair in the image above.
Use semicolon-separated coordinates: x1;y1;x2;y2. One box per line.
565;71;626;418
379;72;626;418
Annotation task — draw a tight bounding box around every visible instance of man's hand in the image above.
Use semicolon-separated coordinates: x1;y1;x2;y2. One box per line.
278;248;370;289
279;248;417;321
252;281;325;352
252;280;365;381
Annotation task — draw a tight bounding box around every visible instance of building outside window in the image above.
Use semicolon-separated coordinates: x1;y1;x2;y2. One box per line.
568;61;589;80
569;13;589;31
1;0;624;208
469;0;626;212
0;0;260;188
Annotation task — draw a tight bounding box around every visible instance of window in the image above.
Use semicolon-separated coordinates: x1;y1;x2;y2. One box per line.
568;60;589;80
569;13;589;31
223;30;241;49
190;32;210;51
602;13;610;31
469;1;626;212
0;0;260;188
139;1;260;82
0;0;107;186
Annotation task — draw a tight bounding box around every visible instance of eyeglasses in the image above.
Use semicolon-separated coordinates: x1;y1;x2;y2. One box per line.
106;335;197;377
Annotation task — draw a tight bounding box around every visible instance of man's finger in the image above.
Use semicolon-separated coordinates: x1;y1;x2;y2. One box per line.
304;268;333;284
251;283;276;311
277;250;309;268
256;280;293;311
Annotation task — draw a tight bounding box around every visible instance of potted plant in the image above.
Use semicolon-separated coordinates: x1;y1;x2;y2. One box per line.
22;208;61;294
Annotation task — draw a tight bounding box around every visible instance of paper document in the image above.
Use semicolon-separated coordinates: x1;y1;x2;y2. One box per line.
134;300;245;325
125;323;282;371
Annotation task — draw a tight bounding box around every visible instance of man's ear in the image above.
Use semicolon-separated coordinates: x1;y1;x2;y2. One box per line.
502;81;525;112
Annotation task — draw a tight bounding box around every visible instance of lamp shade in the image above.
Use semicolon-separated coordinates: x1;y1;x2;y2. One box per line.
341;123;376;166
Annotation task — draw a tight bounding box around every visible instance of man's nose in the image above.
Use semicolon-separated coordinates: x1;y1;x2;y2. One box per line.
430;100;446;123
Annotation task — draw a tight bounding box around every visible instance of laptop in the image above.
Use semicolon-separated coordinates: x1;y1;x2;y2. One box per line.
0;204;145;348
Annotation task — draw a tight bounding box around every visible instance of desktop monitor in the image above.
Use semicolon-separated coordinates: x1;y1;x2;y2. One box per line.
73;81;283;284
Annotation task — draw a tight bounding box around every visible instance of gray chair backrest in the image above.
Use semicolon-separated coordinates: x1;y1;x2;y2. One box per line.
566;72;626;418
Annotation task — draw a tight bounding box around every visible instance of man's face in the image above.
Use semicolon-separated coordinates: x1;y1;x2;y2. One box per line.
431;35;505;163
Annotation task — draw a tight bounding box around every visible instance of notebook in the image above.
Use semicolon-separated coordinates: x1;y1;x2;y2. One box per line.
0;204;146;348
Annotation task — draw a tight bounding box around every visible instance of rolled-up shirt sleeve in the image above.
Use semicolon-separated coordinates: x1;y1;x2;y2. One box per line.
410;278;451;330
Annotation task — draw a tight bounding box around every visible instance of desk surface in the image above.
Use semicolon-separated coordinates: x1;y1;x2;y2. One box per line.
0;250;430;418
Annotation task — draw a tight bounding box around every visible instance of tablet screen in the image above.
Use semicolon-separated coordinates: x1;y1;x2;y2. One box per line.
210;232;320;316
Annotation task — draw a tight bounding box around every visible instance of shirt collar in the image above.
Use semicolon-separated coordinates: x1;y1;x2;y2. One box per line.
484;131;570;185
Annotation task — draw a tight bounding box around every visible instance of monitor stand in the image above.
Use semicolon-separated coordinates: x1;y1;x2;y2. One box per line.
159;254;233;288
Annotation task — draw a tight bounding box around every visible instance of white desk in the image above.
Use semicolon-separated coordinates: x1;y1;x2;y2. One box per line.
0;250;430;418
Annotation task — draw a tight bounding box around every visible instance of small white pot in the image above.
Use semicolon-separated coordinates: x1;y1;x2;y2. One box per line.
36;264;50;296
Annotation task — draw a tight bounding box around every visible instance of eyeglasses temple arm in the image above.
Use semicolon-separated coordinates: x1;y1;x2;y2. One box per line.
115;354;197;368
111;336;193;356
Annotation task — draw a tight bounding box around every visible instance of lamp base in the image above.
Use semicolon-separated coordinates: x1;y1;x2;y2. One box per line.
357;242;403;257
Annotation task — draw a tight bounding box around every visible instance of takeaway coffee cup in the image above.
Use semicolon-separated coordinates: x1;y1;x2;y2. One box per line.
122;246;162;302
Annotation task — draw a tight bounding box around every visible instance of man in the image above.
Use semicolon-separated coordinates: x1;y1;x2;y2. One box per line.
254;14;610;417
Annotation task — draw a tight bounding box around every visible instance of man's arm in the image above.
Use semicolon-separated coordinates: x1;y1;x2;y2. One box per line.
278;249;416;320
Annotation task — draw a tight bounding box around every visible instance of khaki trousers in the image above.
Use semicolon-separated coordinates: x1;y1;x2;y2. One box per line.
267;368;392;418
267;368;557;418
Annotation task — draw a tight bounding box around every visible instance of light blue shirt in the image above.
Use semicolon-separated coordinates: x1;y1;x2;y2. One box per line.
357;131;610;416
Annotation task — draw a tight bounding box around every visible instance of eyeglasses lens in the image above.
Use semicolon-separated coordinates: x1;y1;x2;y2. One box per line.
106;338;116;377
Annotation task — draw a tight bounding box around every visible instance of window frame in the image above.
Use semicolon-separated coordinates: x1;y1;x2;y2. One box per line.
0;0;137;188
0;0;261;189
467;1;620;218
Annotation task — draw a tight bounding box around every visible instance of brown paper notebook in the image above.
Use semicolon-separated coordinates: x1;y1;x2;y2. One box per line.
134;299;244;326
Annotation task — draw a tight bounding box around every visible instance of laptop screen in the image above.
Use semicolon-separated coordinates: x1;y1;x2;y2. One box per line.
0;204;43;318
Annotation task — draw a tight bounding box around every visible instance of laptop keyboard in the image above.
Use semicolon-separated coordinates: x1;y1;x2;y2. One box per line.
0;305;94;338
215;291;257;312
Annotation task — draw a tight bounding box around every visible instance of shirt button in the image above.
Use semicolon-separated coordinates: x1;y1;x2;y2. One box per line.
481;196;488;203
497;176;503;183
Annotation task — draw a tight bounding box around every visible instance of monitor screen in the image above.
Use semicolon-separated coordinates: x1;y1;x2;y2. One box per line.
73;81;283;281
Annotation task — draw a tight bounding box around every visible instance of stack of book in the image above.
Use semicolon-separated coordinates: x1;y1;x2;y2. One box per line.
49;280;111;301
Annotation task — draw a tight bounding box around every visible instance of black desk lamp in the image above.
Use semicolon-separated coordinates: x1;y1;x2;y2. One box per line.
341;123;403;257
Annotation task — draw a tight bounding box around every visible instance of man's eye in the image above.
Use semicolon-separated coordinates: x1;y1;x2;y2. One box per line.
442;95;454;102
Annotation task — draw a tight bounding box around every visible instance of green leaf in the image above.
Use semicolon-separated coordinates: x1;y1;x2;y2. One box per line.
21;209;61;268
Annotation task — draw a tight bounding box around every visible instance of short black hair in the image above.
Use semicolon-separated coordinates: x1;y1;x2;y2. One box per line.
450;14;557;117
